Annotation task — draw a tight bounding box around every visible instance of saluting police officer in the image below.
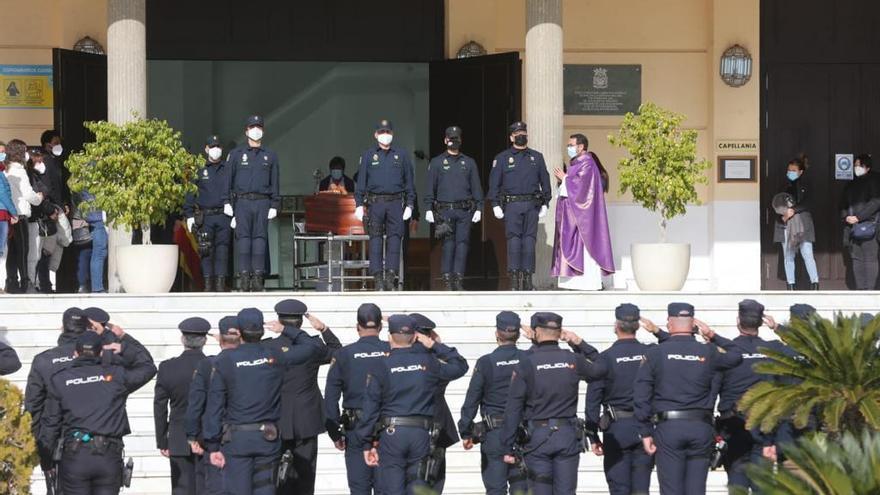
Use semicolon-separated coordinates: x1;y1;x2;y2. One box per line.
265;299;341;495
154;317;211;495
324;303;390;495
203;308;320;495
459;311;530;495
40;329;157;494
355;315;468;494
487;121;552;291
424;126;484;291
634;303;743;495
354;120;416;291
223;115;280;292
499;312;606;495
184;135;233;292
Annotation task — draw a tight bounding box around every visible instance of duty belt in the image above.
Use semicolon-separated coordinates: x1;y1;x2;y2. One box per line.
528;417;576;429
657;410;714;423
367;192;404;203
380;416;433;430
503;194;540;204
483;414;505;431
717;410;742;421
200;207;224;215
607;406;635;419
238;193;270;200
434;200;474;211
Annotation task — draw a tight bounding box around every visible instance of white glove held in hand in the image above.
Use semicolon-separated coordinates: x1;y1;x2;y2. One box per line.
472;210;482;223
493;206;504;219
425;211;435;223
223;204;234;217
403;206;412;221
267;208;277;220
186;218;195;231
230;218;236;229
354;206;364;221
538;205;548;218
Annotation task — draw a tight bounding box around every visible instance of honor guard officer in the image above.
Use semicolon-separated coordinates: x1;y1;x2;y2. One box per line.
154;317;211;495
423;126;484;291
487;121;552;291
184;135;233;292
500;312;606;495
223;115;280;292
40;330;157;494
323;303;390;495
634;303;743;495
185;316;241;495
354;120;416;291
355;315;468;494
458;311;530;495
203;308;320;495
266;299;342;495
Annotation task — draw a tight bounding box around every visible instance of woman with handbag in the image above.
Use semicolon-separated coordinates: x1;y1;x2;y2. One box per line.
773;155;820;290
841;154;880;290
0;142;19;293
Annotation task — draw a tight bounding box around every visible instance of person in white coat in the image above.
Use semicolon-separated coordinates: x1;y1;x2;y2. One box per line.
4;139;43;293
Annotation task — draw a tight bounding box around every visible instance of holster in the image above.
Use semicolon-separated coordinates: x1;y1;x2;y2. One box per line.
121;457;134;488
193;208;205;229
470;421;487;445
417;423;444;485
433;217;453;240
363;211;385;237
221;424;232;444
598;409;613;432
276;449;293;488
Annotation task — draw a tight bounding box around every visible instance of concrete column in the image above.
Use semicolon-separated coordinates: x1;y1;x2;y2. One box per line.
106;0;146;292
526;0;563;289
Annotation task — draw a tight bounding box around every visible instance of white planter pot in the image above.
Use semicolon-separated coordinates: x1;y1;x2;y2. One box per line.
118;245;178;293
631;243;691;291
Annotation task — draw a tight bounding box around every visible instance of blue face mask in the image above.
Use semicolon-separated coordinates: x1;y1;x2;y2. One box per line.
0;152;6;162
567;146;579;159
330;169;343;180
786;171;800;181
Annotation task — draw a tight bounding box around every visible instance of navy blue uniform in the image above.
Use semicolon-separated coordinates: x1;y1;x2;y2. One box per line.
500;342;606;495
459;344;530;495
354;145;415;276
634;335;743;494
0;341;21;375
223;145;280;274
487;147;551;274
354;343;468;494
324;336;390;494
185;355;224;494
184;160;233;278
425;151;483;277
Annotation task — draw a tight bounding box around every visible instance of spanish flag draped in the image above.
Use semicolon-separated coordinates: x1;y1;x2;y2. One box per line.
173;220;204;290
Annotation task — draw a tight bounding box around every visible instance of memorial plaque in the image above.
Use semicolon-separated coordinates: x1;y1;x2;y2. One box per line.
563;65;641;115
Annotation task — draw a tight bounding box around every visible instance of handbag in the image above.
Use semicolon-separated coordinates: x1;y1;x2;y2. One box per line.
850;208;878;241
70;213;92;246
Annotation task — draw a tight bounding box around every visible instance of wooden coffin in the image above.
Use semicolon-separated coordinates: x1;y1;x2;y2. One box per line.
304;193;364;235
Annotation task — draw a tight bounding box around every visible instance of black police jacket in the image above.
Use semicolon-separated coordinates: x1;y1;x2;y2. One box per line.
458;344;530;438
0;341;21;376
25;333;77;468
154;348;206;455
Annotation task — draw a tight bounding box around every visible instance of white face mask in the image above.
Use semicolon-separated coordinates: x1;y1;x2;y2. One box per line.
207;147;223;161
34;162;46;174
246;127;264;142
51;144;63;157
855;166;868;177
377;133;393;146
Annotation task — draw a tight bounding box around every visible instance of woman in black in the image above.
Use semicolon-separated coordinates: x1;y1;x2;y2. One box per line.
773;155;820;290
841;154;880;290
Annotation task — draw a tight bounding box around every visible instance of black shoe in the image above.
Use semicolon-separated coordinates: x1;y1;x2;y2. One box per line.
508;271;520;291
441;273;454;291
215;276;226;292
251;272;265;292
24;280;38;294
238;271;251;292
203;277;214;292
522;272;534;291
811;282;820;291
77;285;89;294
373;272;385;292
786;284;795;291
384;270;398;291
453;273;464;291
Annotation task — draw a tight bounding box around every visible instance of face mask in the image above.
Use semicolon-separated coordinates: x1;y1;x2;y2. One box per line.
377;133;393;146
24;152;30;163
446;138;461;151
514;135;528;147
330;169;343;180
52;144;63;156
34;162;46;174
567;145;578;159
246;127;264;142
207;147;223;161
855;166;868;177
786;171;800;182
0;152;6;162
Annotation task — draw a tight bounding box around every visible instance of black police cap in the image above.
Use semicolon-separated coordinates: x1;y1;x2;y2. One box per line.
738;299;765;319
218;316;238;335
75;331;103;353
275;299;308;317
357;303;382;328
388;315;415;334
179;317;211;335
245;115;264;128
237;308;264;333
496;311;521;332
667;302;695;317
376;119;393;132
445;126;462;139
83;307;110;325
615;303;640;322
509;121;527;134
789;304;816;320
409;313;436;332
62;307;88;333
206;135;221;147
533;312;563;329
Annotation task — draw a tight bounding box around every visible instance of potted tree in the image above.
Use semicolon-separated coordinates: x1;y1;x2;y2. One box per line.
67;117;200;293
609;102;711;291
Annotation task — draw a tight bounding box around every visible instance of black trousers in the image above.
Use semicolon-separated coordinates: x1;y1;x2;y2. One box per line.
277;436;318;495
5;217;29;289
60;442;122;495
170;454;204;495
850;237;879;290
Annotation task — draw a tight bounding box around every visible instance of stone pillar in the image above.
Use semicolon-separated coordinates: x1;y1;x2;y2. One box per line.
106;0;146;292
526;0;563;289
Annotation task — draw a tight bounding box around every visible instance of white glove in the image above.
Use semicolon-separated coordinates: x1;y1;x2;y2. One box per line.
101;211;107;223
425;211;434;223
267;208;277;220
355;206;364;221
186;218;195;231
472;210;482;223
538;205;548;218
403;206;412;221
493;206;504;219
223;204;234;217
230;218;236;229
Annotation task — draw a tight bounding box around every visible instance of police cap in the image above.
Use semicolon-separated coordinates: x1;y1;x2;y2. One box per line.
409;313;436;334
237;308;264;333
445;126;462;139
789;304;816;320
357;303;382;329
388;315;415;334
218;316;238;335
75;331;103;354
275;299;308;318
509;121;527;134
738;299;765;319
496;311;521;332
245;115;264;128
83;307;110;325
533;312;563;329
615;303;640;322
205;135;221;147
62;307;89;333
376;119;393;132
667;302;695;318
179;317;211;335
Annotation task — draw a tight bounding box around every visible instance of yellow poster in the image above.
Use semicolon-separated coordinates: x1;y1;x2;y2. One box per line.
0;65;53;109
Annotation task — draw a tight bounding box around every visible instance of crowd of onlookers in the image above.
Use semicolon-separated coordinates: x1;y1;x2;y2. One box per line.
0;131;106;294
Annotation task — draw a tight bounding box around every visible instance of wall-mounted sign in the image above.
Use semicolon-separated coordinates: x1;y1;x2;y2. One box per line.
716;140;758;154
563;65;641;115
835;153;854;180
718;156;756;182
0;65;53;109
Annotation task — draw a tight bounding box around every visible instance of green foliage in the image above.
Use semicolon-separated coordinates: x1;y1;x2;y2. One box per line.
66;117;201;240
608;102;711;241
739;314;880;435
0;379;39;494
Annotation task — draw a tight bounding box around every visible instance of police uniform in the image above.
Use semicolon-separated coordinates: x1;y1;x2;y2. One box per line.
0;341;20;375
354;120;416;291
324;303;390;495
354;315;468;494
458;311;530;495
184;135;233;292
40;331;157;495
487;122;551;291
203;308;321;495
266;299;342;495
500;312;606;495
633;303;743;495
154;317;211;495
424;126;484;290
223;115;280;292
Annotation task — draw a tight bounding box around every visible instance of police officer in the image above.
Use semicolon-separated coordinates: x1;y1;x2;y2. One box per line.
0;340;21;375
458;311;530;495
424;126;484;291
203;308;320;495
40;330;157;494
324;303;390;495
354;120;416;291
265;299;341;495
634;303;743;495
185;316;241;495
355;315;468;494
487;121;551;291
499;312;606;495
154;317;211;495
184;135;233;292
223;115;280;292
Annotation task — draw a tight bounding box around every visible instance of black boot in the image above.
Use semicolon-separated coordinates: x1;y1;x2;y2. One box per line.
203;277;214;292
374;272;385;292
509;271;520;291
811;282;820;291
441;273;454;291
251;272;265;292
453;273;465;291
238;271;251;292
522;272;534;291
384;270;398;291
23;280;38;294
215;276;226;292
786;284;795;291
